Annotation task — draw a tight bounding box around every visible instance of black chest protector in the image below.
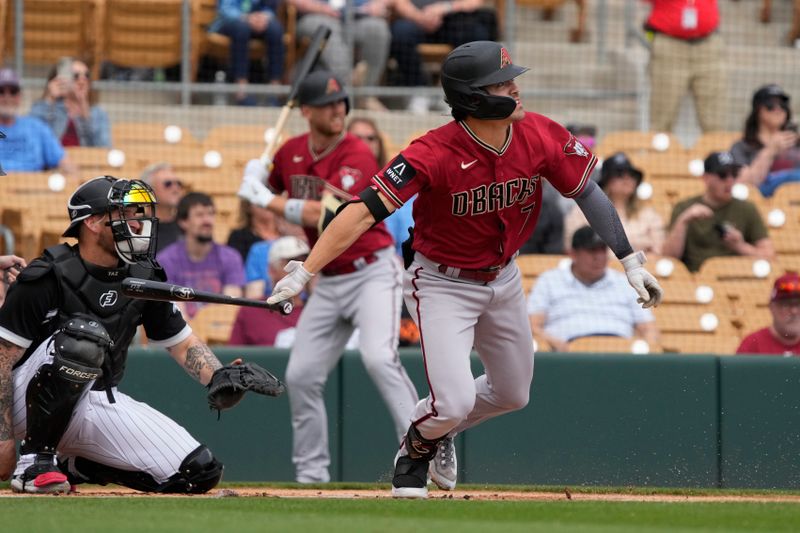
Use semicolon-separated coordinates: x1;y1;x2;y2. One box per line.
34;244;165;392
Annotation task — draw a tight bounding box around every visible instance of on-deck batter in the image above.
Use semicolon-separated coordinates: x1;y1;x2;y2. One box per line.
238;70;419;483
0;177;270;493
266;41;664;498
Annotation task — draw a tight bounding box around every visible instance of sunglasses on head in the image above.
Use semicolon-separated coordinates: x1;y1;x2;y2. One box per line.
163;179;183;188
776;281;800;293
0;86;20;96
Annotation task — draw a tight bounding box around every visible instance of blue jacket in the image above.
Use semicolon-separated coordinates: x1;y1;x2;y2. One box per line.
209;0;280;32
29;100;111;148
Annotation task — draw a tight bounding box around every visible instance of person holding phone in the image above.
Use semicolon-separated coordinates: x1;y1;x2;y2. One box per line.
29;57;111;147
662;151;774;272
730;84;800;197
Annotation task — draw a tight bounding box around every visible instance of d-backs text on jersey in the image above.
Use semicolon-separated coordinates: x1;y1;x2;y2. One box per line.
452;175;540;216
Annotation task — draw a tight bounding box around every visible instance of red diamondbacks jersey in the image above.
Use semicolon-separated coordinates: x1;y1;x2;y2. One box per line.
269;132;393;270
372;112;597;269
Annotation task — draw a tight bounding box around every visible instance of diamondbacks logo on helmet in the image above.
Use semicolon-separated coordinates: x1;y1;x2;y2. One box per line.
326;77;341;95
500;47;512;69
563;136;589;158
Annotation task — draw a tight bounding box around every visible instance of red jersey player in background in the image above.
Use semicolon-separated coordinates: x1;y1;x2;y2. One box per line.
237;70;418;484
736;272;800;357
266;41;663;498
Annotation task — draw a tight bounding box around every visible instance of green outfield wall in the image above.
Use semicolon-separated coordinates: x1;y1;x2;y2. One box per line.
123;348;800;489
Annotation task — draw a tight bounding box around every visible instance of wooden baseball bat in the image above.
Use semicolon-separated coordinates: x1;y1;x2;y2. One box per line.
121;278;293;315
260;25;332;167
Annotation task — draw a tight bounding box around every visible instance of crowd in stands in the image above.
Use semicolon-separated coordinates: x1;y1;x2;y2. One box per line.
1;47;799;357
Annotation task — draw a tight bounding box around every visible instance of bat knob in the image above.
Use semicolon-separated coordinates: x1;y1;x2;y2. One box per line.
281;301;293;315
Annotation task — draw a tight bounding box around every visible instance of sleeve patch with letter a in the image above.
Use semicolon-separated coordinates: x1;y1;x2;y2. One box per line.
382;154;416;189
563;135;589;158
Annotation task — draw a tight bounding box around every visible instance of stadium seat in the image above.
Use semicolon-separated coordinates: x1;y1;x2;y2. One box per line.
112;123;200;149
101;0;184;71
203;124;285;153
191;0;297;82
657;279;719;307
516;254;570;294
687;131;741;160
594;131;684;159
632;152;694;181
642;255;694;282
659;333;739;355
654;304;738;354
2;0;101;77
66;147;132;178
771;182;800;211
515;0;586;42
188;304;238;345
567;335;660;354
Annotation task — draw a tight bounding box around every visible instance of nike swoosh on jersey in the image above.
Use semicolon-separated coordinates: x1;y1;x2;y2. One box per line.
293;155;304;163
461;159;478;169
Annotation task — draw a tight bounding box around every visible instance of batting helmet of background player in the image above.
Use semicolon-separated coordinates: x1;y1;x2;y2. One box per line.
62;176;160;268
298;69;350;114
440;41;530;121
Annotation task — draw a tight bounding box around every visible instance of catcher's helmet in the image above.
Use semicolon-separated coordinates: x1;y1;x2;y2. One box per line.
297;70;350;114
440;41;529;120
63;176;160;267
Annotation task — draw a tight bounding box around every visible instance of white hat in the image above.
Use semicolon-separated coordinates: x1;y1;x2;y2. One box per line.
268;236;310;265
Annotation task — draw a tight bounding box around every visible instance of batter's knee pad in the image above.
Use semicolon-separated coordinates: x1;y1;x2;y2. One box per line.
404;424;443;462
20;315;111;456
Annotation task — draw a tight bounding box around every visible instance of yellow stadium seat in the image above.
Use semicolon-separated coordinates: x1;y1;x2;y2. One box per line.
66;147;132;178
688;131;741;160
189;304;238;345
203;124;286;153
516;254;569;294
567;335;660;354
771;182;800;211
594;131;684;159
112;122;200;149
659;333;739;355
632;152;694;180
101;0;184;71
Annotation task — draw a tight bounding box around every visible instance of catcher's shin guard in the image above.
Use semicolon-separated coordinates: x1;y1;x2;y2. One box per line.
70;445;223;494
20;316;109;455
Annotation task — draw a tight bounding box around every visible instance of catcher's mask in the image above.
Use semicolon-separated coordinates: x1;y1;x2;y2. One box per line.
64;176;160;267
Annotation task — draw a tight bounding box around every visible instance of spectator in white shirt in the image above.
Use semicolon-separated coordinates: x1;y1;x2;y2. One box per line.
528;226;659;352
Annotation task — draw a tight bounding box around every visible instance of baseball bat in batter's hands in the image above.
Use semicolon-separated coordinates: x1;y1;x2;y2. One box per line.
260;25;332;167
121;278;293;315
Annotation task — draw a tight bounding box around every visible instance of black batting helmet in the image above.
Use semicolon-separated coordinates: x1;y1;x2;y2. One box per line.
297;70;350;114
440;41;529;120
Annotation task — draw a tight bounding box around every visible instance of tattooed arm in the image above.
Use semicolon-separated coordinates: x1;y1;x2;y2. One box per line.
167;334;223;386
0;338;24;480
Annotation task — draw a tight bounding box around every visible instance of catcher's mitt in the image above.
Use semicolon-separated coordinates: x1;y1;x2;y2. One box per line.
207;362;285;414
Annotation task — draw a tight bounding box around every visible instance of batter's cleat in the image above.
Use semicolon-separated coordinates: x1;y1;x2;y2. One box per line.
392;455;429;499
10;454;71;494
429;436;457;491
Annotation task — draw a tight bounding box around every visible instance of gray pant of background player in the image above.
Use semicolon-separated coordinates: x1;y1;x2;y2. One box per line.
296;14;390;88
286;247;418;483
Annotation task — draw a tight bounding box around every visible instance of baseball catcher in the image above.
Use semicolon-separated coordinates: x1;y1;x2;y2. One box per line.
0;176;284;494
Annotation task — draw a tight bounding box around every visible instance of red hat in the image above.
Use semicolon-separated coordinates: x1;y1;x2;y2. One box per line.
771;272;800;302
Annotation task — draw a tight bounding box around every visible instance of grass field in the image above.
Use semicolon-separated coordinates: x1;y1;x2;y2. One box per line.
3;484;800;532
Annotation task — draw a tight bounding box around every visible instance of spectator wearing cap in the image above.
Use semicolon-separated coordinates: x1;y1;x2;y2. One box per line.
662;151;774;272
0;68;76;174
563;152;665;255
229;236;310;346
730;84;800;197
527;226;659;353
736;272;800;357
140;163;186;252
644;0;726;133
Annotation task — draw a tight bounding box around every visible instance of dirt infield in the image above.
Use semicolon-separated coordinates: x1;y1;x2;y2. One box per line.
4;485;800;503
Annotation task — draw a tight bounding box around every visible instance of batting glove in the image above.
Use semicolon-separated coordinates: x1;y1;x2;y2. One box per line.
238;175;275;208
267;261;313;305
244;158;270;183
620;251;663;309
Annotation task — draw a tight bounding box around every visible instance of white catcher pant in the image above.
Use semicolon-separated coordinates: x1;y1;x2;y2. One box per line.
12;337;201;483
285;247;419;483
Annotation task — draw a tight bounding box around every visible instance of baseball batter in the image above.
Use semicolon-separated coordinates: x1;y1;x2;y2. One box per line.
238;70;419;483
0;176;279;493
266;41;664;498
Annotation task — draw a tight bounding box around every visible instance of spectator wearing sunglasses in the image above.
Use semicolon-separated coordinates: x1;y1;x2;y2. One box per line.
662;151;773;272
730;84;800;197
140;163;186;252
29;57;111;147
737;272;800;356
0;68;76;174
